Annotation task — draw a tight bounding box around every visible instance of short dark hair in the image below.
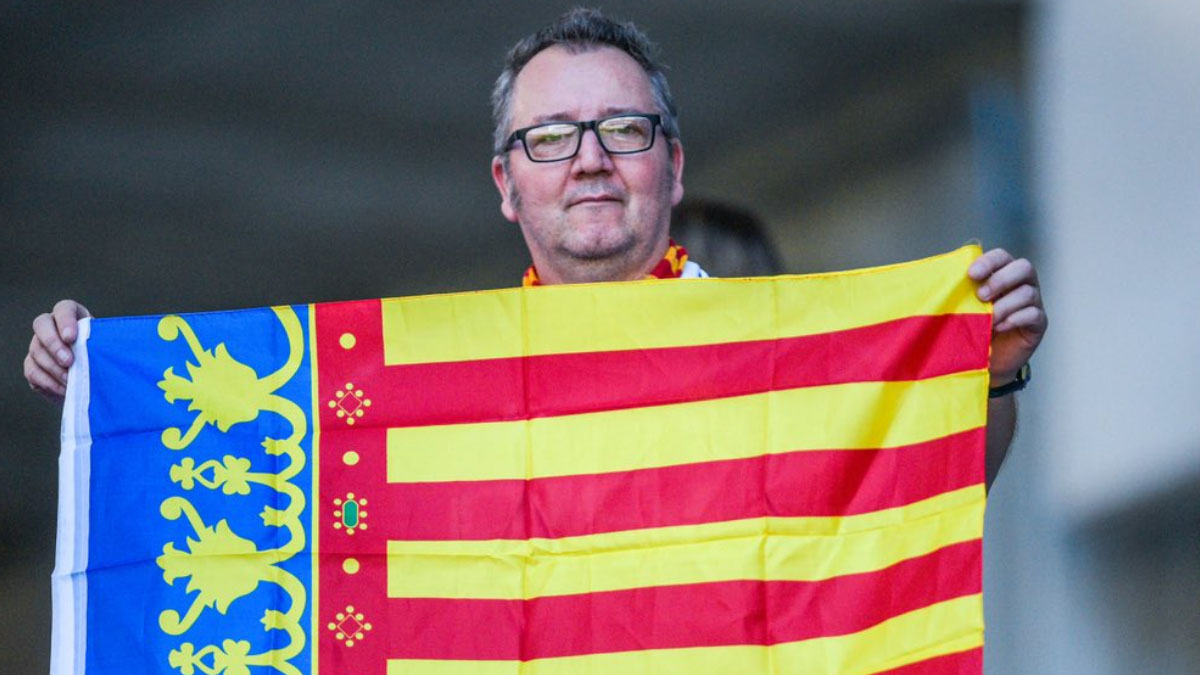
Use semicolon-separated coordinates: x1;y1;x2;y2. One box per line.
491;8;680;156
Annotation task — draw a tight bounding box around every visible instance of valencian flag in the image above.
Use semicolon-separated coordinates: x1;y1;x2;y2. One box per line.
53;246;992;675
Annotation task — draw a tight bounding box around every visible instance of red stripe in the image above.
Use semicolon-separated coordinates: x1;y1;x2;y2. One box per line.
314;307;990;429
369;427;983;541
874;647;983;673
530;312;990;420
380;539;981;660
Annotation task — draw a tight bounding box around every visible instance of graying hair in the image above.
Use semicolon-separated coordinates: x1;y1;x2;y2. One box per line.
491;8;681;157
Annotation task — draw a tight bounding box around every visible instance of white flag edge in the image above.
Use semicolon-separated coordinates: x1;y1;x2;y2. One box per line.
51;317;91;675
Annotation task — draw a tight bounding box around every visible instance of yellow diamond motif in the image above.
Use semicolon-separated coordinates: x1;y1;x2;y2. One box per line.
327;382;372;426
327;604;373;648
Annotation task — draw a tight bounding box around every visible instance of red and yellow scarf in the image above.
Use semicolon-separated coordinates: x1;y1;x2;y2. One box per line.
522;240;688;287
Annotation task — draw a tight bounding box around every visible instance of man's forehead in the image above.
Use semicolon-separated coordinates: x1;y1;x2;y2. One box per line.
510;45;656;125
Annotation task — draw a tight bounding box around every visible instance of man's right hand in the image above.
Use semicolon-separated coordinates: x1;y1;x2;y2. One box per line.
25;300;92;403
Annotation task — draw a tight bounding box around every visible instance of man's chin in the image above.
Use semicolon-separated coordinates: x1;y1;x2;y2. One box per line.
560;221;635;261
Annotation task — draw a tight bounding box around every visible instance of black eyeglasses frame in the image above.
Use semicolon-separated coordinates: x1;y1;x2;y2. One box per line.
506;113;665;163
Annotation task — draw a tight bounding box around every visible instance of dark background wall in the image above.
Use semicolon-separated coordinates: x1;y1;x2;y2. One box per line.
0;2;1030;671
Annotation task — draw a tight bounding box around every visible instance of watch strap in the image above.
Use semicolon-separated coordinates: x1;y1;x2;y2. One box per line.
989;362;1031;398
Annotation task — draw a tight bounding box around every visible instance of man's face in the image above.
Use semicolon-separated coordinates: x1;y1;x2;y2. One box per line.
492;45;685;284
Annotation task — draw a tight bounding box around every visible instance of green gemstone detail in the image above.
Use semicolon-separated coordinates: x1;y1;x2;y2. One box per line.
342;500;359;528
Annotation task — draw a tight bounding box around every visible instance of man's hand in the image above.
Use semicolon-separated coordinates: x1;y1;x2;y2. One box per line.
968;249;1046;487
25;300;92;404
968;249;1047;385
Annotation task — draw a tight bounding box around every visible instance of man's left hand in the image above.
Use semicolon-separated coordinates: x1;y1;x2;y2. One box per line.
968;248;1048;385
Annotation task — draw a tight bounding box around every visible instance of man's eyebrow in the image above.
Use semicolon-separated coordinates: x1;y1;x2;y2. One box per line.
527;106;648;125
599;106;645;118
528;112;575;125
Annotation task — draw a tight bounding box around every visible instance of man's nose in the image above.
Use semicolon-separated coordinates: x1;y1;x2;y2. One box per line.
572;127;614;174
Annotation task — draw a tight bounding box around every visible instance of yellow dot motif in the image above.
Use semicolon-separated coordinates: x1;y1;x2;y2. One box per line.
342;450;360;466
327;382;372;425
342;558;360;575
332;493;368;535
338;332;357;350
327;604;372;647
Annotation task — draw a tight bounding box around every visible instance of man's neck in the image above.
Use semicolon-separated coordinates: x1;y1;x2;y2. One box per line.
524;237;685;286
537;257;651;285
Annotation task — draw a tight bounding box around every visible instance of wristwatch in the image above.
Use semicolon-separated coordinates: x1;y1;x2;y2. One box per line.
989;362;1031;398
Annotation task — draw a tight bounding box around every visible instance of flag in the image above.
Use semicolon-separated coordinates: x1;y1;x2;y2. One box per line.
53;245;991;674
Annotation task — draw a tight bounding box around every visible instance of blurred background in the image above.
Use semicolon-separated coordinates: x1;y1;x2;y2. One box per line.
2;1;1198;672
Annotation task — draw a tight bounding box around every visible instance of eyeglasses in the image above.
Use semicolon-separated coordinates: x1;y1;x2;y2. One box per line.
507;114;664;162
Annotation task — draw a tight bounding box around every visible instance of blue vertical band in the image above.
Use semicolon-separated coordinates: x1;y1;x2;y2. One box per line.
82;306;313;674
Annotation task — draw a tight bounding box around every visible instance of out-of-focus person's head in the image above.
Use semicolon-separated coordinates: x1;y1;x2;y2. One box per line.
671;198;783;277
489;9;685;284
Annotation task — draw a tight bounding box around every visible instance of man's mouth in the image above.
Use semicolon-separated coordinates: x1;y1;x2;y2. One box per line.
569;194;622;207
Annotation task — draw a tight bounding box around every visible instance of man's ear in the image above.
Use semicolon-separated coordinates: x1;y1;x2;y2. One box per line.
669;139;685;206
491;156;519;223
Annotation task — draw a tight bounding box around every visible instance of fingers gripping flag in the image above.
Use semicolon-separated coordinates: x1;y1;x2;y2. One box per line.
53;247;992;675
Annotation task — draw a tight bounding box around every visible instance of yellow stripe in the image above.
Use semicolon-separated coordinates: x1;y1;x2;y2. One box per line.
381;245;987;365
387;369;986;483
385;594;983;675
308;303;321;674
387;486;983;600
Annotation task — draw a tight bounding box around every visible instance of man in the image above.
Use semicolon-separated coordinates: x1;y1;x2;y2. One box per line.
24;8;1046;486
